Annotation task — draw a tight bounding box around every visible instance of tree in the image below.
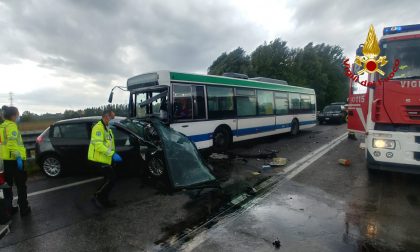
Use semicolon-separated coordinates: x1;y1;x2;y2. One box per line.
208;47;251;75
207;39;348;109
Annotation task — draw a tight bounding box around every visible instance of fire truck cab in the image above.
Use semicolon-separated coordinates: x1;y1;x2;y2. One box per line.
348;24;420;173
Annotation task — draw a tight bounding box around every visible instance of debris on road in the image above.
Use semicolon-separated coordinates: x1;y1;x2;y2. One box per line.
348;132;357;140
270;157;287;167
229;149;278;159
338;159;351;166
272;238;281;249
260;165;272;172
209;153;229;160
247;187;258;195
251;171;261;176
359;142;366;150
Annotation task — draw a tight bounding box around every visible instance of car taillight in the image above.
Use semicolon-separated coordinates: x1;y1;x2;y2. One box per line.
36;135;44;143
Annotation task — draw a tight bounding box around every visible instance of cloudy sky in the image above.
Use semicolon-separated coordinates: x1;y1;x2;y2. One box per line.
0;0;419;114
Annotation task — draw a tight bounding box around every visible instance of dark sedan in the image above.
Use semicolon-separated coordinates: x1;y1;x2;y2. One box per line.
35;116;216;190
317;105;347;124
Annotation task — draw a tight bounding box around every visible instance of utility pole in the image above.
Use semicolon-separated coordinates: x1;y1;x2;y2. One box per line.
9;92;13;106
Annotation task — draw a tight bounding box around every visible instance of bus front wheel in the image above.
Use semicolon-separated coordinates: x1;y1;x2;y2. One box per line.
213;127;231;152
290;119;300;136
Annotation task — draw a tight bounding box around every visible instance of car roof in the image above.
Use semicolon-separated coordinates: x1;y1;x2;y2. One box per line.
53;116;126;125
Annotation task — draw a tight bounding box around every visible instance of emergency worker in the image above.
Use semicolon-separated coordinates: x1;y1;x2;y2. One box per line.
88;110;122;207
0;106;31;217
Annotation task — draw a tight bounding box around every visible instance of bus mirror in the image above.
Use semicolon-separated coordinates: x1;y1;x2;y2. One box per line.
108;91;114;103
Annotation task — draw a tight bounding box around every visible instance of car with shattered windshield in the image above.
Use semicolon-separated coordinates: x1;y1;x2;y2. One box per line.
35;117;216;190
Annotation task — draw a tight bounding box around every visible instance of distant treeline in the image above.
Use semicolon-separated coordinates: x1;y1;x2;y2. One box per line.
208;39;348;109
20;104;129;122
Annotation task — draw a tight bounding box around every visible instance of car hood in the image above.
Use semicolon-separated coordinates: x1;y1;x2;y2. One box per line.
147;118;218;189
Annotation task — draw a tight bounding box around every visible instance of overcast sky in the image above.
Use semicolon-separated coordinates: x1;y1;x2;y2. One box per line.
1;0;419;114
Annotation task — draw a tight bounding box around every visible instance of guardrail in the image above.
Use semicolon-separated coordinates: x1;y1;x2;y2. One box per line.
22;131;42;159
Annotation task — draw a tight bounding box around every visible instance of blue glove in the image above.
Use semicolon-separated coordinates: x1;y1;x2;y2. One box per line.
112;153;123;163
17;157;23;171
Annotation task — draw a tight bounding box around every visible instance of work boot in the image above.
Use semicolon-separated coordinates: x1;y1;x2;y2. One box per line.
20;206;32;217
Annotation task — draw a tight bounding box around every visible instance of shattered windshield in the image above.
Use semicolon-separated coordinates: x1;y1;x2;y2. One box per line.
381;38;420;79
119;119;146;139
150;118;217;189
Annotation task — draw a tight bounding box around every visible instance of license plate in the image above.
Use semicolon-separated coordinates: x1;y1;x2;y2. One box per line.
325;118;330;120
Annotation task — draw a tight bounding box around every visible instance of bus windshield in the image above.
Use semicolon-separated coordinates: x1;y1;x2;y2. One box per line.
381;38;420;79
135;89;169;119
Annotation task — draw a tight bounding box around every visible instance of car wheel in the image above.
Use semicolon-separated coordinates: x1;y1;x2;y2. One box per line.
213;127;231;152
147;155;166;177
41;155;63;177
290;119;300;136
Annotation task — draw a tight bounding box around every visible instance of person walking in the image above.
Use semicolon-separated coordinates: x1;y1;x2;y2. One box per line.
88;110;123;208
0;106;31;217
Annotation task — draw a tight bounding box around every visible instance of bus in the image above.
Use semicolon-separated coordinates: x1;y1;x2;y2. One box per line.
124;71;317;150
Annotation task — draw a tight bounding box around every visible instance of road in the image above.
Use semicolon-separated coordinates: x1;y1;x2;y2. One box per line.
1;124;419;251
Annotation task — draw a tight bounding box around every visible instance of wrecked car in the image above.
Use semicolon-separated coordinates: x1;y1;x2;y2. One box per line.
36;116;217;190
117;117;217;189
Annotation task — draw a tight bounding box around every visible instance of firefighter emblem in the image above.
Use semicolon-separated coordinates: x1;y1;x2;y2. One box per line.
355;25;388;75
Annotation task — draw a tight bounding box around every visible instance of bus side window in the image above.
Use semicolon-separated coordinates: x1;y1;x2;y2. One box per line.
310;95;316;113
207;86;235;119
192;86;206;120
236;88;257;117
300;95;311;114
257;90;274;115
173;84;193;120
274;92;288;115
289;93;300;114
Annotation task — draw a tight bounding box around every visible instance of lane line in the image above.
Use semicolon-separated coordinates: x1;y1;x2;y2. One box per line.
285;132;348;179
13;177;102;200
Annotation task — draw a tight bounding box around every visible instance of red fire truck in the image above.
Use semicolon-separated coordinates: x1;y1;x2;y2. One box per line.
347;24;420;173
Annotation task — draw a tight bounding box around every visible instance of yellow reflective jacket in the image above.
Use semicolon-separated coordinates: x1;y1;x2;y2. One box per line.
88;120;115;165
0;120;27;160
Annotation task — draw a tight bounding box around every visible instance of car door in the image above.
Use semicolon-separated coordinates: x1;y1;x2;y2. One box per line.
50;123;90;168
110;125;142;169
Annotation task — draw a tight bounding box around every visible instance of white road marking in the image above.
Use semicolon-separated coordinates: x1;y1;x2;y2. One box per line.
284;132;348;179
13;177;102;200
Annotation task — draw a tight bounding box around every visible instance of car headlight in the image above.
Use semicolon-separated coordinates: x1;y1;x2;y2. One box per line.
372;138;396;149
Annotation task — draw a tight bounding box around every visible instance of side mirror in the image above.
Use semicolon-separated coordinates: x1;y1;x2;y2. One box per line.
108;91;114;103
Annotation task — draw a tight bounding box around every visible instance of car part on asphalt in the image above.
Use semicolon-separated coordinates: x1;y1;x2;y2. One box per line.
338;159;351;166
270;157;287;166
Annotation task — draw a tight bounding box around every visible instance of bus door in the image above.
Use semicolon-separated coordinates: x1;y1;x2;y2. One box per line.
347;64;369;133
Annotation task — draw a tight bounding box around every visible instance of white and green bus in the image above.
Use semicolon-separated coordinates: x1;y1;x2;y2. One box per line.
125;71;316;150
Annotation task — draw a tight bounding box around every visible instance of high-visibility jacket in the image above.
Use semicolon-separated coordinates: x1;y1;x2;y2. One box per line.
0;120;27;160
88;120;115;165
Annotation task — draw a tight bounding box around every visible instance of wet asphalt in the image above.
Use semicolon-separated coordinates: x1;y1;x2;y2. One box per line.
1;123;419;251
